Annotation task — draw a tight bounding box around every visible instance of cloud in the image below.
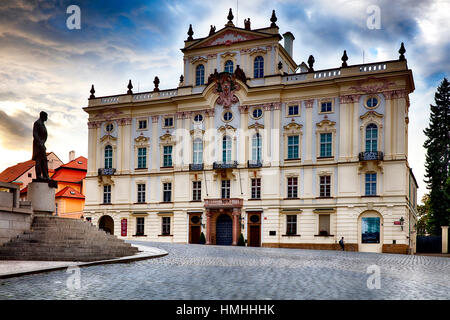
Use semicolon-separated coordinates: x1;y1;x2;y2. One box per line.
0;109;34;150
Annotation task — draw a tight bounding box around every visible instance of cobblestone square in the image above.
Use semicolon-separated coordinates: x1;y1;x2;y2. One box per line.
0;242;449;300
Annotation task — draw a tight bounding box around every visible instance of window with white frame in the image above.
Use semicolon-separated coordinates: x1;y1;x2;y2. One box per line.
196;64;205;86
163;117;174;128
193;138;203;164
287;177;298;198
103;185;111;204
221;180;231;199
288;105;299;116
137;147;147;169
224;60;234;73
319;133;332;158
287;135;299;159
222;136;232;163
163;183;172;202
286;215;297;235
254;56;264;78
138;119;147;130
365;173;377;196
104;145;113;169
252;133;262;161
365;124;378;152
320;101;333;113
162;217;171;235
163;145;172;167
192;181;201;201
319;175;331;197
251;178;261;199
136;217;145;236
137;184;146;203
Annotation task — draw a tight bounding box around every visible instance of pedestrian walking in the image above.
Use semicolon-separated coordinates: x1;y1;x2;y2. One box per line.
339;237;345;251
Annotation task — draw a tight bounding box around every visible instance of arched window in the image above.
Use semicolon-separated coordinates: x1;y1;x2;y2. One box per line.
254;56;264;78
252;133;262;161
104;145;113;169
195;64;205;86
224;60;234;74
365;124;378;152
222;135;232;163
193;138;203;164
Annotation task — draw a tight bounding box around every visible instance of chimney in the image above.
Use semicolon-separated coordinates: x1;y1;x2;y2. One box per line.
283;32;295;58
69;150;75;161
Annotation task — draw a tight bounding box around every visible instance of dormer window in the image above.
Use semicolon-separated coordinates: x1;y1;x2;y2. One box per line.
224;60;234;73
195;64;205;86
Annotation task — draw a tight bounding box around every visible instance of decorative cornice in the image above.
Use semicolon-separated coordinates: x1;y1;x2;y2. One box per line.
339;95;360;104
349;77;396;94
87;121;102;129
117;117;132;126
93;110;123;121
383;89;407;100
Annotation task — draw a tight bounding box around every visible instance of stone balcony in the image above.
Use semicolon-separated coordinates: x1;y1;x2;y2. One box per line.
358;151;384;161
204;198;243;209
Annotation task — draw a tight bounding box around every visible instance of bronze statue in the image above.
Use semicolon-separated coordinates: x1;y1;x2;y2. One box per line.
32;111;50;181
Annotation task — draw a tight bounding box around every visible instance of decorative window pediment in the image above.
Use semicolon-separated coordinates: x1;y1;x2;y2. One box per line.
316;119;336;132
283;122;303;135
221;51;236;59
100;134;117;143
160;133;175;145
248;122;265;130
218;124;236;133
135;135;149;144
249;47;267;56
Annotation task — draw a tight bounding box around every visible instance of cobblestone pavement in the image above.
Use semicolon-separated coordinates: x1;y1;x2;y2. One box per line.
0;242;449;300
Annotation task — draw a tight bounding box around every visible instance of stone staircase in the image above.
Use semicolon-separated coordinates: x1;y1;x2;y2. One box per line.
0;215;140;262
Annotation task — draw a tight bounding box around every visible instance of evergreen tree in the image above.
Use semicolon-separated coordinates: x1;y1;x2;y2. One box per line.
423;78;450;235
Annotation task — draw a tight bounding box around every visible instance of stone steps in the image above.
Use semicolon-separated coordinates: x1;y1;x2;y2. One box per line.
0;216;140;262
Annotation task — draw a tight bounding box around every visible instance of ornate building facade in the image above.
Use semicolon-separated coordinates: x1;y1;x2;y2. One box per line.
83;10;418;254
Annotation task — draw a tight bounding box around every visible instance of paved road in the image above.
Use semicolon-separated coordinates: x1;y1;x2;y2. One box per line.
0;242;449;300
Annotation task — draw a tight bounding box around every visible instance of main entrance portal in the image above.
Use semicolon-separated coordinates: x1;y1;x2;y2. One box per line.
216;214;233;245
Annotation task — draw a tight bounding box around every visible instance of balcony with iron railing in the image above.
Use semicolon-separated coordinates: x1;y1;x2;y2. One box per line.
247;160;262;168
98;168;116;176
204;198;243;209
359;151;384;161
213;161;238;169
189;163;204;171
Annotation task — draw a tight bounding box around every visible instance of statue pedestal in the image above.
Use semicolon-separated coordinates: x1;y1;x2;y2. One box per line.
28;182;57;215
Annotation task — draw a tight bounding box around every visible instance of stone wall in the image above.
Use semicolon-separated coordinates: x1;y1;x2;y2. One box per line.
0;209;33;245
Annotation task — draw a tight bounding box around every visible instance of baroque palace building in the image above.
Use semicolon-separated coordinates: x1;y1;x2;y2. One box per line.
83;9;418;254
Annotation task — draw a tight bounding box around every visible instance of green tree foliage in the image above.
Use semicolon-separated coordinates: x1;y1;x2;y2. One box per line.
423;78;450;235
416;194;431;235
199;232;206;244
237;233;245;246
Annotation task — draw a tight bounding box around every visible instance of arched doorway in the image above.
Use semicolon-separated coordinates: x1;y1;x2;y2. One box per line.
99;215;114;234
358;211;383;253
216;214;232;245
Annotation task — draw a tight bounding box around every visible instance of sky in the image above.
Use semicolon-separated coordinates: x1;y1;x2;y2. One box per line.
0;0;449;203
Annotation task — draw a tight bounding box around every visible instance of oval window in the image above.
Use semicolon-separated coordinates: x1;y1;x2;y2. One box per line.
191;216;200;224
366;97;379;108
223;111;233;122
194;114;203;123
252;108;263;119
105;123;114;132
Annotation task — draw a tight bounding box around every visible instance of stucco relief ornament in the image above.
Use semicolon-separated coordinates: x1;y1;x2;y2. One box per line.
349;77;396;94
212;72;240;108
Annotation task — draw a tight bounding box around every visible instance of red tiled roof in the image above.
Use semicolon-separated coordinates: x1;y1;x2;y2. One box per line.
51;169;86;183
20;186;28;194
0;159;34;183
60;156;87;171
55;186;85;199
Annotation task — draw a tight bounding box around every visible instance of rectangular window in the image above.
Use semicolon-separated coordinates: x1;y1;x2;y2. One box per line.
137;147;147;168
318;214;331;236
251;178;261;199
319;133;332;158
138;120;147;130
137;184;146;203
288;105;299;116
103;185;111;204
192;181;201;201
287;177;298;198
136;217;145;236
319;175;331;197
365;173;377;196
287;135;299;159
320;101;332;113
163;145;173;167
221;180;231;199
162;217;171;235
286;215;297;235
164;117;174;128
163;183;172;202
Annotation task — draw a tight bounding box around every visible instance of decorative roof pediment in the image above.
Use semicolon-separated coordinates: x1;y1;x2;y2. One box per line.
184;27;275;51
